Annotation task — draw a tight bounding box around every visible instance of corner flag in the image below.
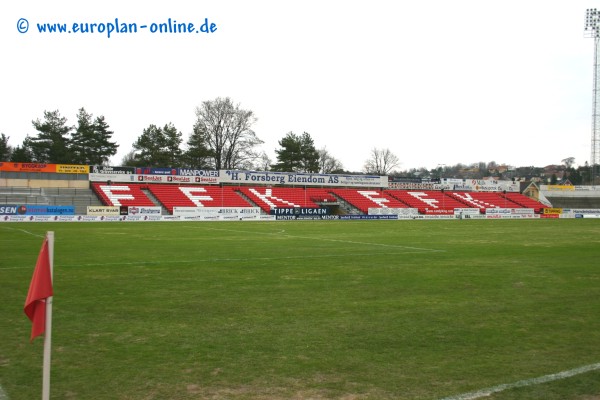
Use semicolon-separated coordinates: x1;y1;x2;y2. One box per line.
24;233;53;342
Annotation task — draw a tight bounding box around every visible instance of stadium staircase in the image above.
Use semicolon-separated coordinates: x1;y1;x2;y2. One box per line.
1;186;103;215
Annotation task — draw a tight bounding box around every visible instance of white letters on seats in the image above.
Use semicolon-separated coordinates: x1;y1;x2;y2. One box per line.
179;187;213;207
99;185;134;206
358;191;390;208
452;192;485;208
249;188;298;208
408;191;439;208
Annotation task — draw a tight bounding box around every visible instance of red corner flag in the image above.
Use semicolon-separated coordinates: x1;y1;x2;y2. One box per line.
24;235;53;342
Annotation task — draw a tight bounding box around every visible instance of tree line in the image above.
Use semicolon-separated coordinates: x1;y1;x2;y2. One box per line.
0;97;593;181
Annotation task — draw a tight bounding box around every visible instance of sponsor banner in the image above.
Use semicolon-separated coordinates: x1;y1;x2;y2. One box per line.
568;209;600;214
173;207;261;220
572;186;600;191
486;208;513;215
56;216;78;222
451;182;520;192
87;206;120;216
89;173;135;182
388;182;437;190
485;208;534;215
122;215;147;221
128;206;162;215
454;208;480;215
397;214;456;220
161;215;182;221
178;169;220;178
270;207;329;216
275;215;340;220
511;208;534;215
101;216;124;222
192;176;219;184
543;208;563;215
0;205;21;215
166;176;194;183
90;165;135;174
369;207;418;216
0;162;55;173
56;164;89;174
544;185;575;191
136;175;167;183
1;215;33;222
23;205;75;215
422;209;455;215
221;170;388;188
485;214;539;219
88;170;386;186
339;215;398;220
540;213;560;219
135;167;177;175
76;215;103;222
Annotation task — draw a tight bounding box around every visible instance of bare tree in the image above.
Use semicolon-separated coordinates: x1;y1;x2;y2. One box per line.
562;157;575;169
318;147;343;174
254;151;272;171
193;97;262;170
363;148;400;175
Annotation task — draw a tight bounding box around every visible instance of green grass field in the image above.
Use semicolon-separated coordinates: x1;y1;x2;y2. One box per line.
1;219;600;399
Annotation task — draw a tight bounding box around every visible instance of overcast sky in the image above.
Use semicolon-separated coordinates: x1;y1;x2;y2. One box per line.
1;0;597;172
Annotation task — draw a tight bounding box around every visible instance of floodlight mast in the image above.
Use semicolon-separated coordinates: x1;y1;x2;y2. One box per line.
585;8;600;177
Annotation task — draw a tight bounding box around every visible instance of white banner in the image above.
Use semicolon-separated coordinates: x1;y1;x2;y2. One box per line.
173;207;261;220
485;208;535;215
454;208;480;215
127;206;162;215
87;206;120;216
89;170;388;187
368;207;418;215
220;170;388;187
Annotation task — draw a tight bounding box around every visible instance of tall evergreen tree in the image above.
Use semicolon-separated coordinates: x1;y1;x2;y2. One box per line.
9;136;34;162
129;123;183;167
71;108;119;165
272;131;319;173
183;127;213;168
0;133;11;160
29;110;72;163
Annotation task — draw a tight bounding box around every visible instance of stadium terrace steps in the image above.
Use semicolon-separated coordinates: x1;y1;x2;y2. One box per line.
503;192;546;212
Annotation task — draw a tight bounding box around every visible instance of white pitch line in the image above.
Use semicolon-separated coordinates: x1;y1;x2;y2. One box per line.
440;362;600;400
0;384;8;400
205;227;445;253
0;226;45;238
0;251;430;271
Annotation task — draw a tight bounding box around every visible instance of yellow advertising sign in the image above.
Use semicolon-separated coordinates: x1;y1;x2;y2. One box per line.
56;164;89;174
546;185;574;191
543;208;563;215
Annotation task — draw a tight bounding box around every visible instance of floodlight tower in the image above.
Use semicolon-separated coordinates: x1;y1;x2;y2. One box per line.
584;8;600;178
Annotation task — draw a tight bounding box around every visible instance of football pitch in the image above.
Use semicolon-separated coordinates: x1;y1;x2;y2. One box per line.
1;219;600;399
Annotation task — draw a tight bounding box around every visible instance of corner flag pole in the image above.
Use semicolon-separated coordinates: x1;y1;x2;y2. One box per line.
42;231;54;400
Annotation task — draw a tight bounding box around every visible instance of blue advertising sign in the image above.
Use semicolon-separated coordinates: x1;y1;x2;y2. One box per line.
24;205;76;215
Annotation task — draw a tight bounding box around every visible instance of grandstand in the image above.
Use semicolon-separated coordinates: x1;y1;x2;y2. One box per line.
5;162;600;220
